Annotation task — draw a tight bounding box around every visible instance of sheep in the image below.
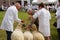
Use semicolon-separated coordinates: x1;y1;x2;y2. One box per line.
11;23;24;40
31;24;45;40
24;26;33;40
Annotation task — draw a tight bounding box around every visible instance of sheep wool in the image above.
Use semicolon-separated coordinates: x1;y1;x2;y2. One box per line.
24;31;33;40
11;23;24;40
31;24;45;40
32;31;45;40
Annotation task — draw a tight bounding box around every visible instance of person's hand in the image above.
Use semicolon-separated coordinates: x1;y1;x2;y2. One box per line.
27;25;31;28
27;24;32;29
21;20;25;23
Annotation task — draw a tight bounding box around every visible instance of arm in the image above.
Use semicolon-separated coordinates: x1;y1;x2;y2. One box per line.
13;10;21;23
56;12;60;19
29;10;41;27
29;16;35;26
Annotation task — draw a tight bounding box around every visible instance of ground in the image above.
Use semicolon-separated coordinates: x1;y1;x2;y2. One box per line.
0;11;58;40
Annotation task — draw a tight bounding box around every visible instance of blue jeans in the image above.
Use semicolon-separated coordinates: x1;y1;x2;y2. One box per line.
57;28;60;40
6;31;12;40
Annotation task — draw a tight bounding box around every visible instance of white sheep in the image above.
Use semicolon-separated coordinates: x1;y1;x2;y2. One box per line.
11;23;24;40
31;24;45;40
24;26;33;40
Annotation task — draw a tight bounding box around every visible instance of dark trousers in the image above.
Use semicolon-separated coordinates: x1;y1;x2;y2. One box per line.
6;31;12;40
57;28;60;40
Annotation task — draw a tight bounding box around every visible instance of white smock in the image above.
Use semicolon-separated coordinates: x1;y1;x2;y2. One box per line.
0;6;21;32
33;8;51;36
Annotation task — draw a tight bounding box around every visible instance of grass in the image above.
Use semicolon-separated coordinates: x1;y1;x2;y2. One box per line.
0;11;58;40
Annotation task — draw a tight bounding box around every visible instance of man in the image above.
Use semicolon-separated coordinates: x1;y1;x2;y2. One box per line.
27;9;39;30
29;3;51;40
0;3;22;40
56;1;60;40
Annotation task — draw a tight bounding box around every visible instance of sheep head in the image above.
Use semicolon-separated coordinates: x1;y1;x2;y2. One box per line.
16;23;26;31
31;24;37;31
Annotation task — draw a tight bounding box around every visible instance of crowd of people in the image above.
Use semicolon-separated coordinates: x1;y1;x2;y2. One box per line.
0;0;60;40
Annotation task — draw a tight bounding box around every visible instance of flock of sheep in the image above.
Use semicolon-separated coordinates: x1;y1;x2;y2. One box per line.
11;23;45;40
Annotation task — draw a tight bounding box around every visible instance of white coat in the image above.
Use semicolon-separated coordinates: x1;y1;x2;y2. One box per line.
56;7;60;28
33;8;51;36
0;6;21;32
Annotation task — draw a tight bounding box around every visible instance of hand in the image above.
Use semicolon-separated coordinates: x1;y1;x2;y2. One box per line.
21;20;25;23
27;24;32;29
27;25;31;28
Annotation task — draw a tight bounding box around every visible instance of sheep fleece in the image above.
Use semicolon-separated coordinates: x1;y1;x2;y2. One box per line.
32;31;45;40
24;31;33;40
11;29;24;40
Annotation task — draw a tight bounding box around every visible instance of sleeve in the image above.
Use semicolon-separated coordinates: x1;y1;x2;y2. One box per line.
33;10;41;19
56;11;60;18
55;7;59;18
13;10;21;23
49;11;51;20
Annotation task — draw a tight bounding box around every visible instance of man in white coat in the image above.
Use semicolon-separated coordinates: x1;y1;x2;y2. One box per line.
29;3;51;40
0;3;22;40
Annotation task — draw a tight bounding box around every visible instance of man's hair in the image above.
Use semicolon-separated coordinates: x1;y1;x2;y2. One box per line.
59;0;60;2
12;2;14;5
38;3;44;8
